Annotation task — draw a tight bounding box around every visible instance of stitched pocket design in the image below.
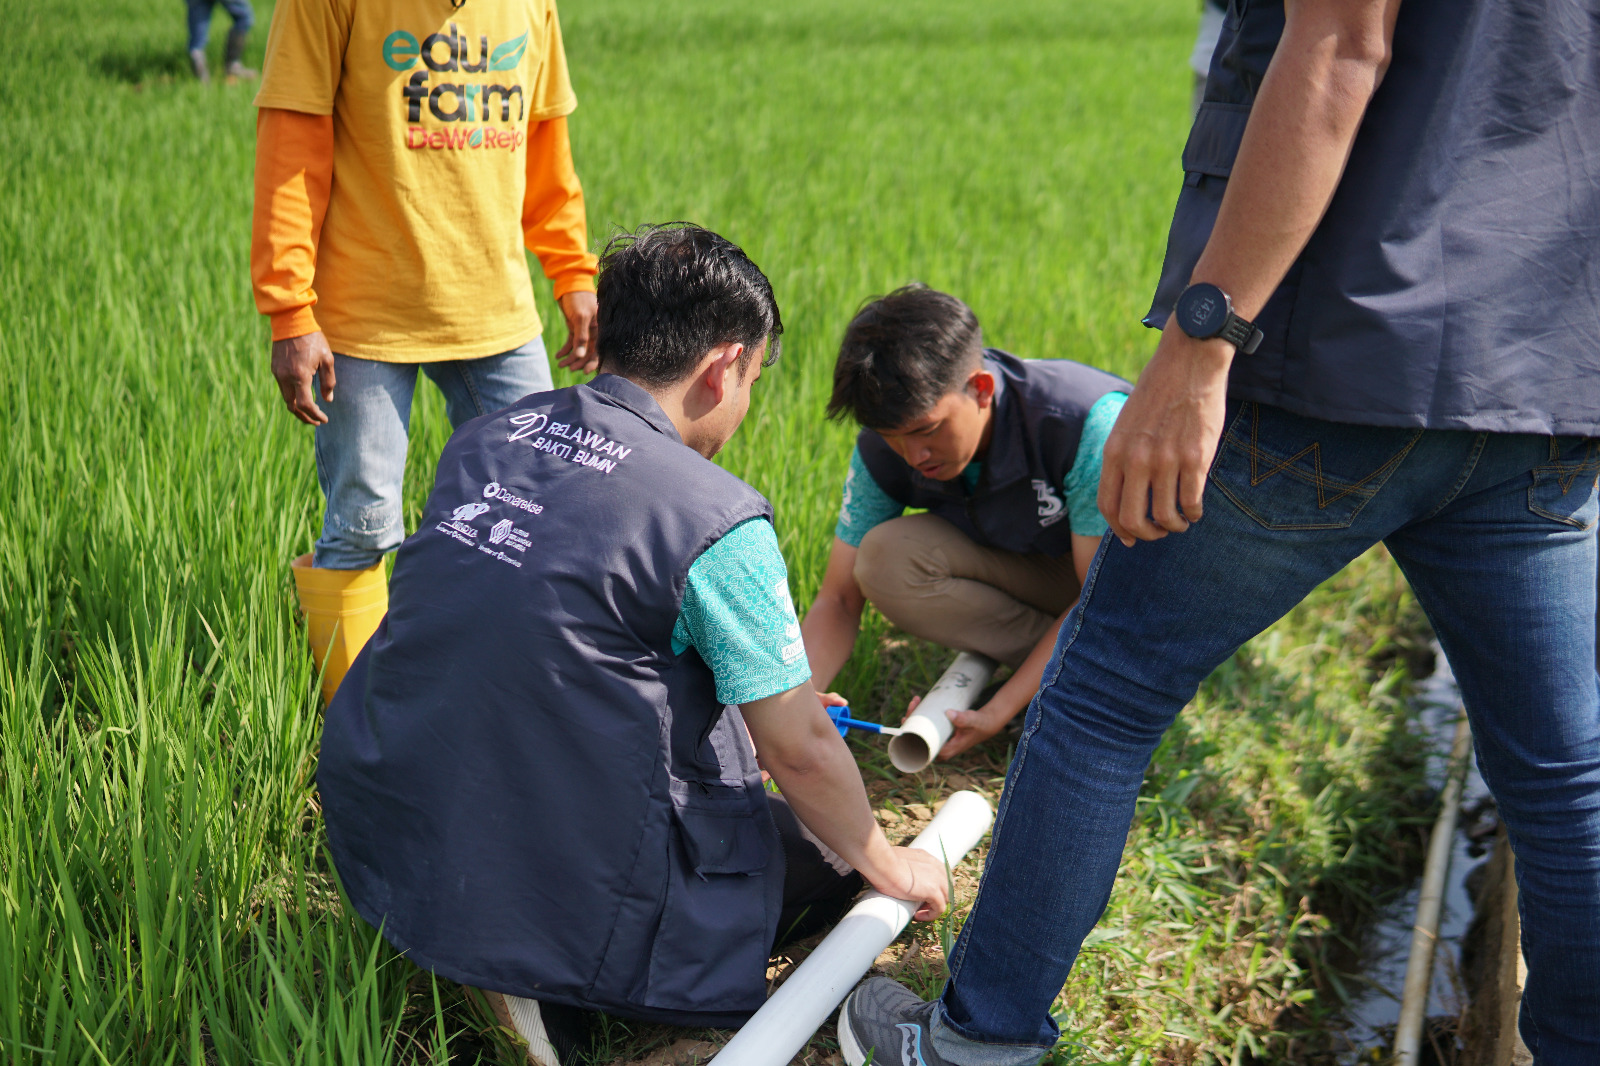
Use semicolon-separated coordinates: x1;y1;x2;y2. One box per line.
1528;438;1600;530
1211;403;1422;531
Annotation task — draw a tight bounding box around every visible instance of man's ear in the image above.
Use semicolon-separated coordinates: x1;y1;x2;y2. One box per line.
702;343;745;405
969;369;997;408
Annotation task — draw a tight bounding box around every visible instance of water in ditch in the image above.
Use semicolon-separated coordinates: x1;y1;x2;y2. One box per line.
1333;644;1495;1064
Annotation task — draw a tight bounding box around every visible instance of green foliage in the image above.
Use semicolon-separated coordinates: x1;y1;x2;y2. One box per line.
0;0;1432;1061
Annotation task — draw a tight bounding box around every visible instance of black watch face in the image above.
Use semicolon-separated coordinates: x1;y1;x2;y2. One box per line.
1176;283;1230;339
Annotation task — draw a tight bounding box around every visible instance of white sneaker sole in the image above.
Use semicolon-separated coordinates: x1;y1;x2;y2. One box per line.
837;990;869;1066
484;990;562;1066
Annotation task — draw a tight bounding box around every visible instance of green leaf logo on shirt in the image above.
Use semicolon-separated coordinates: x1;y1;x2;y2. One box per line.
488;33;527;71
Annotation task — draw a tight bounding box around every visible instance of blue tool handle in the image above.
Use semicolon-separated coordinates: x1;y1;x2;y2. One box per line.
826;704;885;736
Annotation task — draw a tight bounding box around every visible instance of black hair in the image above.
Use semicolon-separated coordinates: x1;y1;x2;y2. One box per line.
594;222;783;388
825;284;983;429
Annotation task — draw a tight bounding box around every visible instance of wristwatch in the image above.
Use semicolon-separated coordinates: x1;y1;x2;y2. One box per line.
1173;282;1264;355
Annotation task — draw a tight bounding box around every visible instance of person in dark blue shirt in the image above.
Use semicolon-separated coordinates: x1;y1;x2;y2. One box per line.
840;0;1600;1062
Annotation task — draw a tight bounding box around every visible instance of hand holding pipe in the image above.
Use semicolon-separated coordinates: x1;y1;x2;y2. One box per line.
709;790;995;1066
887;652;998;773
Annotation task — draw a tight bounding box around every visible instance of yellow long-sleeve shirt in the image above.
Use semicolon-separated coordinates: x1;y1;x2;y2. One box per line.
250;0;597;361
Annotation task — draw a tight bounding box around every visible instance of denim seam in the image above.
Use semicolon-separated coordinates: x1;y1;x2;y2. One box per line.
1417;432;1489;523
1214;404;1423;531
1239;403;1423;501
458;363;489;419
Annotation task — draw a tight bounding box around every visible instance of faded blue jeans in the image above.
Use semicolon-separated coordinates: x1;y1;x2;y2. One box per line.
186;0;254;52
932;401;1600;1065
312;339;552;570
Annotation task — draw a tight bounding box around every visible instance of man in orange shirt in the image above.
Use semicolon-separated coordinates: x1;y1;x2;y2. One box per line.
250;0;598;702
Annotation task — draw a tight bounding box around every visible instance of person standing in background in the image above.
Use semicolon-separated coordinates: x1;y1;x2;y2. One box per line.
187;0;257;84
251;0;599;703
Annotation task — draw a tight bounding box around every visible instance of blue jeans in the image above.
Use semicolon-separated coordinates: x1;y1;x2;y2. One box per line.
186;0;254;52
932;401;1600;1065
312;339;552;570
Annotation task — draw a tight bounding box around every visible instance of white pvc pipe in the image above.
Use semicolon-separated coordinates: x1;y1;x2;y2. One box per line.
1394;713;1473;1066
887;652;998;773
710;790;995;1066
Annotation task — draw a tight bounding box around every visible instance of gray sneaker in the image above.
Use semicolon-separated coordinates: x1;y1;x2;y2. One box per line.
838;977;954;1066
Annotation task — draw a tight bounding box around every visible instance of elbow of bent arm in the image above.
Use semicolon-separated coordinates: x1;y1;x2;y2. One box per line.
758;721;848;783
1343;34;1393;84
1324;10;1396;86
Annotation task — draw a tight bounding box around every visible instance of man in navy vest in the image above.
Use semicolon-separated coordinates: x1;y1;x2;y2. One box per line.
841;0;1600;1063
317;224;949;1064
801;286;1129;760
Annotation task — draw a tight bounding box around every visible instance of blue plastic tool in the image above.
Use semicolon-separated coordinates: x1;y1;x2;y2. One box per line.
826;704;905;738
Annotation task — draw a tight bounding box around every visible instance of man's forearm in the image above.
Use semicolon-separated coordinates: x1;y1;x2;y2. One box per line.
991;609;1068;721
744;686;895;880
801;595;863;693
767;735;896;877
1191;0;1399;320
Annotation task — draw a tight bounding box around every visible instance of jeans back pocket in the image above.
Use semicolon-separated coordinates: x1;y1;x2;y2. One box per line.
1528;437;1600;530
1210;402;1423;530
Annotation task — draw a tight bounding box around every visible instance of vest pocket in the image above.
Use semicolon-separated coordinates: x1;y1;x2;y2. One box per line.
1182;102;1251;182
671;784;771;876
640;783;776;1013
1528;439;1600;529
1210;402;1422;530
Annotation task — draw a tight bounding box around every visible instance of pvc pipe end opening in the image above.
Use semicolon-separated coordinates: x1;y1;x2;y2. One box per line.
887;730;935;774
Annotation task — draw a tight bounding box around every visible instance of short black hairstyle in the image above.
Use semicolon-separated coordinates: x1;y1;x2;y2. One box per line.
826;284;983;429
594;222;783;389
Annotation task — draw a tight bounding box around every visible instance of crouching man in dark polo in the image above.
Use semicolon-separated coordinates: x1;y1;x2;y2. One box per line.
316;224;949;1065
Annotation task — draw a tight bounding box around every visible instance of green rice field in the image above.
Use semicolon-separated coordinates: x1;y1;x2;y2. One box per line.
0;0;1437;1062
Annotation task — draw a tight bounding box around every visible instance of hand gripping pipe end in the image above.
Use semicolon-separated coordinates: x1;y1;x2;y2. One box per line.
887;652;998;773
709;790;995;1066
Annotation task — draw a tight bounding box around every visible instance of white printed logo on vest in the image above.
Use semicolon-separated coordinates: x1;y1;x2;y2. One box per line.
1032;479;1067;527
508;413;635;474
437;494;532;564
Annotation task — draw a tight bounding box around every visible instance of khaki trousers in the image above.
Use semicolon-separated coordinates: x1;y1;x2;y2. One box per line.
854;514;1081;669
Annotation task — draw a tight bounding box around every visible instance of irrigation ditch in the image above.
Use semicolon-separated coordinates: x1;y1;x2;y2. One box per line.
1332;648;1529;1066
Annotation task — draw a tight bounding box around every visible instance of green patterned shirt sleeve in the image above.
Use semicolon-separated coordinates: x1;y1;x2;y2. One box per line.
1062;391;1128;539
670;518;813;706
834;444;905;547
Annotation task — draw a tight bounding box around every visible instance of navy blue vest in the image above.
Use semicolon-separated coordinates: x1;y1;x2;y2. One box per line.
857;351;1129;555
1148;0;1600;436
319;375;785;1026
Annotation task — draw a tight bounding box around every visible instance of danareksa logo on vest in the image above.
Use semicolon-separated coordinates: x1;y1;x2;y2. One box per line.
1032;479;1066;527
482;481;544;514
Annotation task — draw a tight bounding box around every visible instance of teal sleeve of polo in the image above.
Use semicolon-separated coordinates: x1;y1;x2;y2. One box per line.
670;517;813;706
833;444;905;548
1062;392;1129;539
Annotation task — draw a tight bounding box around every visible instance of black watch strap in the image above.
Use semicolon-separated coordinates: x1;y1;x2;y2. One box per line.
1220;314;1264;355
